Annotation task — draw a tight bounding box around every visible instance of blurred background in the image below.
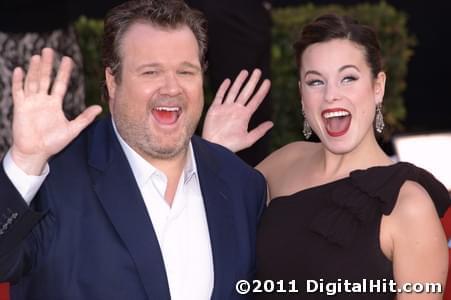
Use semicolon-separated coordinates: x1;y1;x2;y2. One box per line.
1;0;450;156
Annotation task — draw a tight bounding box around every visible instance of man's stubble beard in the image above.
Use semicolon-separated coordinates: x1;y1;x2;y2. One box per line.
114;101;201;161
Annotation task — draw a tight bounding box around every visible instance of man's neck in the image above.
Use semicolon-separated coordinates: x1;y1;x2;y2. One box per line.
144;149;188;206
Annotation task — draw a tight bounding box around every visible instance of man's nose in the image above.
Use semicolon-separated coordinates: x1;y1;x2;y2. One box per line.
160;72;182;96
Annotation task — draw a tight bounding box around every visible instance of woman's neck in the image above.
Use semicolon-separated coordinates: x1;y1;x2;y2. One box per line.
318;133;392;179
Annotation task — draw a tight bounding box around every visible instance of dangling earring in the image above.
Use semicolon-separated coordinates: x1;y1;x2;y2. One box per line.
302;110;312;139
375;102;384;133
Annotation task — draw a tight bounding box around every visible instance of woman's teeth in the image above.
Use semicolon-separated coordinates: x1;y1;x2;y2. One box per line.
323;110;350;119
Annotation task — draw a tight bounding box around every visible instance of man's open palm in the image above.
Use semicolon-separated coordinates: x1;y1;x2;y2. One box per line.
10;48;102;174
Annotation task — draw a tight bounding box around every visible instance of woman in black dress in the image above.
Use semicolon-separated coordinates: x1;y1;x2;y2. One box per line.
203;14;449;299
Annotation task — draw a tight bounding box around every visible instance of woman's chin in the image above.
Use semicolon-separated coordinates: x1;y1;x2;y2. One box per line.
320;136;359;155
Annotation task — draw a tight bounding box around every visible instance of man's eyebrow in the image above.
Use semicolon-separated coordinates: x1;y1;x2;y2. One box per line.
136;63;161;71
135;62;201;71
180;62;201;71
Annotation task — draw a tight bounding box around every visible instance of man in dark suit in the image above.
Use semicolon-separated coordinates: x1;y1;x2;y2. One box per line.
0;0;267;299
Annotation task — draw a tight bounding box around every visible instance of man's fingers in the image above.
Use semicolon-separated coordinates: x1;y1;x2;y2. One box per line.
246;79;271;113
69;105;103;137
51;56;73;100
24;55;41;96
246;121;274;147
12;67;25;102
224;70;249;104
236;69;262;105
39;48;54;94
212;79;231;106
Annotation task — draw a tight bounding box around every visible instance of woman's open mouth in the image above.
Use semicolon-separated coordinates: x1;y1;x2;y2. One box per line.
322;108;352;137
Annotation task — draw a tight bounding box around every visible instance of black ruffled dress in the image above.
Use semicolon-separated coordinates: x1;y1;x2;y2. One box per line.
255;162;450;299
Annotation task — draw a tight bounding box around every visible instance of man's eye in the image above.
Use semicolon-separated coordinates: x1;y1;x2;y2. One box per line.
143;70;157;75
342;76;358;83
178;70;195;76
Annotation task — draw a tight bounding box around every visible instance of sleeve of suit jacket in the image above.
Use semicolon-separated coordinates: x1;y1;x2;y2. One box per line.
0;163;47;283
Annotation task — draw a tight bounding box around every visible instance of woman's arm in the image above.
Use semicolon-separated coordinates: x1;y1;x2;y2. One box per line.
390;181;448;299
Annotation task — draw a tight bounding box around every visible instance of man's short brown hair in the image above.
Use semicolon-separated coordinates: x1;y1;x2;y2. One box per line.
102;0;207;101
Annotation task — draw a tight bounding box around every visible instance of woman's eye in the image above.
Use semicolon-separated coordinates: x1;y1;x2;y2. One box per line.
306;79;323;86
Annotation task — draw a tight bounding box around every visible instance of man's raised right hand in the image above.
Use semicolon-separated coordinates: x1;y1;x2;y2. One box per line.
10;48;102;175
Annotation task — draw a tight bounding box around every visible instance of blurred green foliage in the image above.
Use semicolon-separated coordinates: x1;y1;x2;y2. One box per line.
74;2;415;149
74;16;106;112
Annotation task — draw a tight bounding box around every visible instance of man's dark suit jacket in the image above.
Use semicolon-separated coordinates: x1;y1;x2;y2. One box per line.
0;117;266;299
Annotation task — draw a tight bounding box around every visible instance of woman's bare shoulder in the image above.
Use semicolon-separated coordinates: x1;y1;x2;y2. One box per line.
392;180;440;223
381;180;445;256
383;181;448;289
256;141;320;179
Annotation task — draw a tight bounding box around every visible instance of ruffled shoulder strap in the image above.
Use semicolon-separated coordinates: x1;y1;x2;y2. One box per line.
309;162;450;247
350;162;450;217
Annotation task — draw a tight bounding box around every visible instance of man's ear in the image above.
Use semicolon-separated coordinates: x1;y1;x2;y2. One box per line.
105;67;116;100
374;71;386;105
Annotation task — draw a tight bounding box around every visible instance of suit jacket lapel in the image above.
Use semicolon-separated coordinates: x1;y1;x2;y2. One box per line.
192;136;238;299
87;118;170;300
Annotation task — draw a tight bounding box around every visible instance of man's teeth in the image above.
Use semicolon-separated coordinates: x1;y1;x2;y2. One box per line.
323;111;350;119
154;107;180;112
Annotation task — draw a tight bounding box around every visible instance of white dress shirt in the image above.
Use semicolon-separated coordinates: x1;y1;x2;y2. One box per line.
3;120;214;300
113;121;214;299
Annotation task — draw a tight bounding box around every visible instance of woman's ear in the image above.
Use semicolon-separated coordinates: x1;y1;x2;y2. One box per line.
374;71;386;105
298;80;304;108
